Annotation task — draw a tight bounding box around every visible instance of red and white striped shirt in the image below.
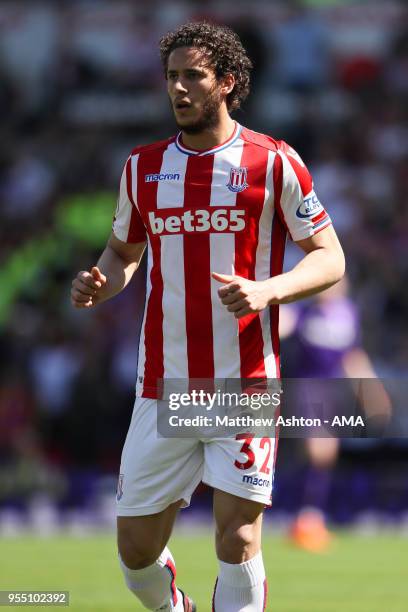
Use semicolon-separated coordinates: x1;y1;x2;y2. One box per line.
113;123;331;398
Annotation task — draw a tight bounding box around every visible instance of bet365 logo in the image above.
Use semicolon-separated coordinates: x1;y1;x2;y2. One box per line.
148;207;246;235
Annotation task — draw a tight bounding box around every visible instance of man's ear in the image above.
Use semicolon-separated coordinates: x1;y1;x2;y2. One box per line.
220;73;235;96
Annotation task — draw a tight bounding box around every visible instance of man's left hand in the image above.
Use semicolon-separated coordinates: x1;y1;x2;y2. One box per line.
212;272;275;319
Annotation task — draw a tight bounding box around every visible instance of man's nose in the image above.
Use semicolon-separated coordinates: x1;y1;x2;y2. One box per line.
174;78;188;93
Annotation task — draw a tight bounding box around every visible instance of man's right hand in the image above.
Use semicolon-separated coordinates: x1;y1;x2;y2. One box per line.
71;266;107;309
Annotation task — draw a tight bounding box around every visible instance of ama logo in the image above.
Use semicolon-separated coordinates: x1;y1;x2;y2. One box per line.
296;190;324;219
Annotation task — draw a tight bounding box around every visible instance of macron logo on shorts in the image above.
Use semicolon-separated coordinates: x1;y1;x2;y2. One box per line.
242;475;270;488
145;172;180;183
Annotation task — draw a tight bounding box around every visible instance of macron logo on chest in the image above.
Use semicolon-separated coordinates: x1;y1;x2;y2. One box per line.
145;172;180;183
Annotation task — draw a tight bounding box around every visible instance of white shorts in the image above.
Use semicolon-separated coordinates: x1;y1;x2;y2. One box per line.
116;397;278;516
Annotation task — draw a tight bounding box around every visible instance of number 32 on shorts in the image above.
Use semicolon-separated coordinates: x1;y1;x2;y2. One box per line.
234;433;272;474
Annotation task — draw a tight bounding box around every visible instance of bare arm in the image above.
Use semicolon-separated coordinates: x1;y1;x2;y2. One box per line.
71;233;146;308
268;224;345;304
213;225;345;318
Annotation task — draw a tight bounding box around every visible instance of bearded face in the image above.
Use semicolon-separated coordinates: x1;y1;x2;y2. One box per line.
167;47;228;135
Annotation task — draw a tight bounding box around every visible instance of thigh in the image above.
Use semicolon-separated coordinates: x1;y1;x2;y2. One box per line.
117;397;204;516
203;433;278;507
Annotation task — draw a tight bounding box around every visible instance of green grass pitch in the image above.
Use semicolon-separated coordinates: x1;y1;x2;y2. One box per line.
1;530;406;611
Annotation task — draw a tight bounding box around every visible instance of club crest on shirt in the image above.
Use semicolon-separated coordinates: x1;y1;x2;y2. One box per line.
226;166;249;193
117;473;124;501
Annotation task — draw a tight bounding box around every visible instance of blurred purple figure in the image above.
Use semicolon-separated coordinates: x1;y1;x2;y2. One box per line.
280;277;390;551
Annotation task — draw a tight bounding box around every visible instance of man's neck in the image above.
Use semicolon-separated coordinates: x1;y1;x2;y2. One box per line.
181;115;236;151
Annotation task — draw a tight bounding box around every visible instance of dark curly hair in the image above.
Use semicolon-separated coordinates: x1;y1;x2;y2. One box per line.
159;21;252;112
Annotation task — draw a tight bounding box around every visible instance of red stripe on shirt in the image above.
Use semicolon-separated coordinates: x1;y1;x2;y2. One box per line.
234;142;269;379
311;209;328;225
271;154;287;377
126;156;147;243
272;152;290;241
284;152;313;196
138;148;166;398
183;155;215;381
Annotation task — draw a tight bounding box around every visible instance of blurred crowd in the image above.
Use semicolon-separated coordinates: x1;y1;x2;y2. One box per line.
0;0;407;527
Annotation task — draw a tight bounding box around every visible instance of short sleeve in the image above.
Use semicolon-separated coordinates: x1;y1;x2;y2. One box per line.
275;143;331;242
112;156;147;243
